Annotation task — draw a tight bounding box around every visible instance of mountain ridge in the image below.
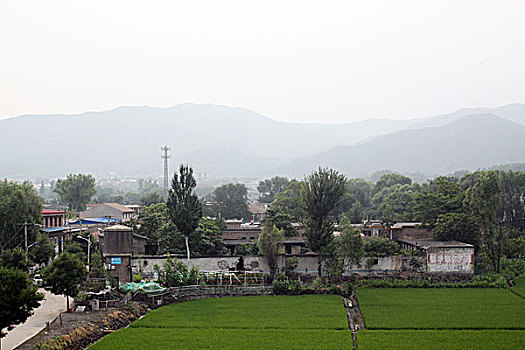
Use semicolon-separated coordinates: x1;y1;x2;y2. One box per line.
1;103;525;179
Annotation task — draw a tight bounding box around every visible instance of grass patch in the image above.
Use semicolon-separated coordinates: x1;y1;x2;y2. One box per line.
131;295;348;330
90;327;352;350
355;288;525;329
357;330;525;350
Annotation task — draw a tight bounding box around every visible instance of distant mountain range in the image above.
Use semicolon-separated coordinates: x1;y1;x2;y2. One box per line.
1;103;524;180
273;113;525;178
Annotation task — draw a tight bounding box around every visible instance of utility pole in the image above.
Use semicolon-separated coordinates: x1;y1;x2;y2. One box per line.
17;223;41;262
161;145;170;198
77;235;92;272
24;224;28;262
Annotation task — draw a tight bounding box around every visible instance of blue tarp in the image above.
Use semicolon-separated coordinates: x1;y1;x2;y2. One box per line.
69;217;121;225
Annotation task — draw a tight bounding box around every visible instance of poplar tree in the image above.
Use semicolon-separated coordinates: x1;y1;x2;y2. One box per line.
166;165;202;260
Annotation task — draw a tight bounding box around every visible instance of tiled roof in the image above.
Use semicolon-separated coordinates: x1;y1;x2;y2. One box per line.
42;209;67;215
103;203;134;213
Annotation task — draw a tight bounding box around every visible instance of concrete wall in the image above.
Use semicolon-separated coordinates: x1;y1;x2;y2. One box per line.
346;256;409;274
132;236;146;255
129;249;474;280
134;256;272;277
103;231;133;255
426;247;474;274
132;254;412;277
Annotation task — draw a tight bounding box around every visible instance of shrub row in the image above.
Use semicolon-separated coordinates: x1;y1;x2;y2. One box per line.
354;274;507;288
272;275;352;296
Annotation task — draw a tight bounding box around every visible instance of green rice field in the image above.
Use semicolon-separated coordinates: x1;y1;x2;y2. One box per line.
355;288;525;329
89;295;352;350
356;287;525;349
130;295;348;330
357;330;525;350
90;287;525;349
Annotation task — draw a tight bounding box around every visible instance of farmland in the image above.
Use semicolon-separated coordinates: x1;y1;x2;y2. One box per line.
89;295;352;350
358;330;525;350
355;288;525;329
356;286;525;350
130;295;348;330
89;286;525;349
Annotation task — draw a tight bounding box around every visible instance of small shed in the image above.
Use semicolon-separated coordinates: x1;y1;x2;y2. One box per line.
99;225;148;284
398;239;474;274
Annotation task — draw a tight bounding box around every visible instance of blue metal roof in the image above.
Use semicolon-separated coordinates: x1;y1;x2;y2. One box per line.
41;226;70;233
69;217;121;225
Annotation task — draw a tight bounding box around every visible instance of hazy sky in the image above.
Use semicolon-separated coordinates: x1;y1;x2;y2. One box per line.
1;1;525;123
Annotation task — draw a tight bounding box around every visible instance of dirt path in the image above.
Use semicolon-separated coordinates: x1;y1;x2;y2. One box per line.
343;291;366;348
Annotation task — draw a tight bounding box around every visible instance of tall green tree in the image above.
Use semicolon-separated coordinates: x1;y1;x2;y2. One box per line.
29;232;55;266
42;252;87;312
137;203;170;244
373;173;412;194
0;180;42;251
413;177;464;228
0;248;29;271
325;216;364;277
262;207;298;237
54;174;96;211
211;183;251;219
0;267;44;338
140;191;164;206
300;168;347;276
464;171;501;272
257;176;290;203
191;218;229;256
258;225;284;279
167;165;203;259
337;217;364;269
500;170;525;231
270;180;304;220
433;212;479;246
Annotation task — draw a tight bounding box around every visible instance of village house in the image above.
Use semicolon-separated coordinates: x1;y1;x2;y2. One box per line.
397;239;474;273
80;203;135;222
40;209;71;254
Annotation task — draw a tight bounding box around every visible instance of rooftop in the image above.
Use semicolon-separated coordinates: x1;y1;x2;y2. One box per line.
398;239;474;249
104;224;133;232
42;209;67;215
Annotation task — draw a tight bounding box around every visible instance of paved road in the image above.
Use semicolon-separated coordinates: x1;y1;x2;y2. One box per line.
2;289;66;350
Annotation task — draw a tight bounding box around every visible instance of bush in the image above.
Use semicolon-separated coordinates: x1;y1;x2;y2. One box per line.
272;274;290;295
355;275;507;289
500;258;525;279
284;257;299;278
272;275;352;296
363;237;401;257
133;273;143;283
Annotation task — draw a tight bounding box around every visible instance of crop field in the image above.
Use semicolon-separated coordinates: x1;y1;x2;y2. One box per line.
356;287;525;350
355;288;525;329
357;330;525;350
130;295;348;330
89;295;352;349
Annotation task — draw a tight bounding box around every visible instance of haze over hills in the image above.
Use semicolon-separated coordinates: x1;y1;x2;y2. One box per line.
273;114;525;178
0;103;524;180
